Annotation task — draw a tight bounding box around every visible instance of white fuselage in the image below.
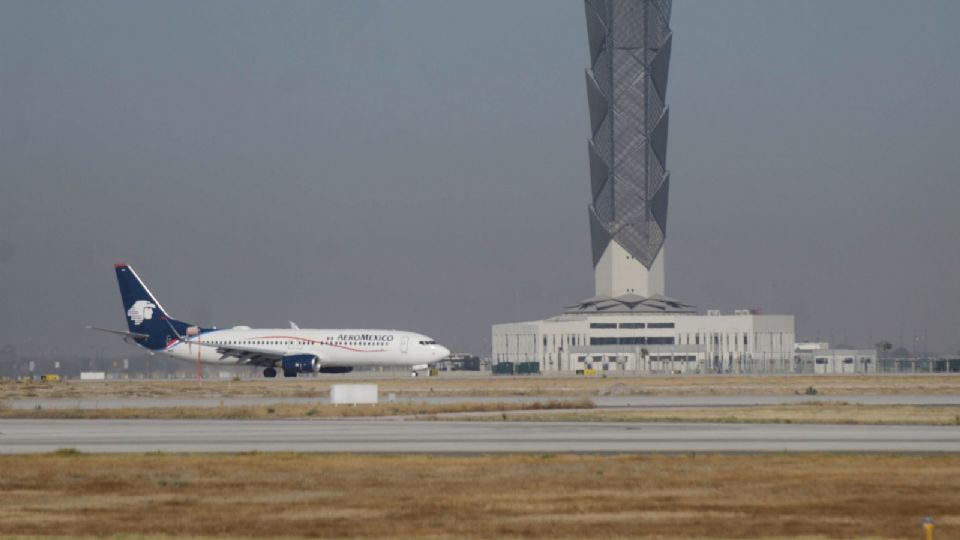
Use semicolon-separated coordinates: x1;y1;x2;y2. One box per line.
163;328;448;369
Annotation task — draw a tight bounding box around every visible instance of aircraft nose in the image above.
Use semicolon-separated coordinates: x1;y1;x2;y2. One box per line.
437;345;450;358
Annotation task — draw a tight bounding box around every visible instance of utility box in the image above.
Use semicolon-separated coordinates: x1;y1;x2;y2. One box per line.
516;362;541;375
330;384;378;406
492;362;515;375
80;372;106;381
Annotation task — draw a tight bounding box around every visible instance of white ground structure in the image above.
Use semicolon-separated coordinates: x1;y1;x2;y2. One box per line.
493;297;794;375
794;342;877;374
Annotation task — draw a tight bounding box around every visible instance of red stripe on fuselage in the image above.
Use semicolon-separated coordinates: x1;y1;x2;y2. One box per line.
245;335;386;353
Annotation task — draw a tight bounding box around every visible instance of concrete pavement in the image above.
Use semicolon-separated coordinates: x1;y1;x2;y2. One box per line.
1;419;958;454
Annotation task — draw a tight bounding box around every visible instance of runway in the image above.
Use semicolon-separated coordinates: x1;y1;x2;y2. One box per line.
2;419;958;453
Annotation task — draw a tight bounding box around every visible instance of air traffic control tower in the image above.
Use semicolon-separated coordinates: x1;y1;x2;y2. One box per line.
491;0;796;374
585;0;672;298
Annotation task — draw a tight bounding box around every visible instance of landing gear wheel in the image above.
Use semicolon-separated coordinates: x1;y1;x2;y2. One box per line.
410;371;419;378
263;367;277;378
283;370;298;378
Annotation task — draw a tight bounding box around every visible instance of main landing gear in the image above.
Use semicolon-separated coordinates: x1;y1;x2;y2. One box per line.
262;367;303;378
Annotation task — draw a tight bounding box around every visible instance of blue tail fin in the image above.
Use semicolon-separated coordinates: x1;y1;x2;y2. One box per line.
114;264;194;350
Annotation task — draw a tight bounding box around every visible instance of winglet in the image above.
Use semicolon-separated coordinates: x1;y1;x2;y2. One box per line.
289;321;300;330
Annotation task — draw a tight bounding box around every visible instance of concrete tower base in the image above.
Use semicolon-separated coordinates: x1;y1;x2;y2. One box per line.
594;241;665;298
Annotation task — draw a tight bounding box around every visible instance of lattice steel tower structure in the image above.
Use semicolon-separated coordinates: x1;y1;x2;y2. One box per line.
585;0;672;298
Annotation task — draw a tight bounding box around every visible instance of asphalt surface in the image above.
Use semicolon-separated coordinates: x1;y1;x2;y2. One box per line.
1;419;958;453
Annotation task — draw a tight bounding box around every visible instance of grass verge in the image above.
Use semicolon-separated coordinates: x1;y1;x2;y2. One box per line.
4;374;960;401
0;453;956;539
0;399;593;420
457;403;960;425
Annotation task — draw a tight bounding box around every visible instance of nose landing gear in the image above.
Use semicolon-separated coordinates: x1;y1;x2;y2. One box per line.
409;364;430;378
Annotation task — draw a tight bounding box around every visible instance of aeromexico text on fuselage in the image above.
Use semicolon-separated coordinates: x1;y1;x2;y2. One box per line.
336;334;394;343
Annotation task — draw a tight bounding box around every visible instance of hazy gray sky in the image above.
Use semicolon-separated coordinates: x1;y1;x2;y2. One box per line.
2;0;959;359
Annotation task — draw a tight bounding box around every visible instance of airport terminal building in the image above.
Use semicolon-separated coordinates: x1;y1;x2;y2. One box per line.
493;299;795;375
492;0;796;374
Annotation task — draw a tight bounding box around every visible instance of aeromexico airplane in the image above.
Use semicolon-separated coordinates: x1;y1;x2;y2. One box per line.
90;264;450;378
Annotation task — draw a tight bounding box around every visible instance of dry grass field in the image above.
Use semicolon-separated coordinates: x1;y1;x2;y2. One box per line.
0;399;593;420
482;403;960;426
0;453;956;539
2;400;959;425
3;374;960;401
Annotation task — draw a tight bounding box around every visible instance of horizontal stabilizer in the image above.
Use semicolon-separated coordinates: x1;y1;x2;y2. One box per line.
86;325;150;340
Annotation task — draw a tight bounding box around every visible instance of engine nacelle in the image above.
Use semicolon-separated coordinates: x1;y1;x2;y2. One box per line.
319;366;353;374
281;355;319;374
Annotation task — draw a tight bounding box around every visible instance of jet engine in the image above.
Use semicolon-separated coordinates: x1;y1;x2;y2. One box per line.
281;355;319;375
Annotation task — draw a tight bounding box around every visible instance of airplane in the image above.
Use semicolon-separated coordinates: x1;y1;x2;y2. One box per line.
89;264;450;378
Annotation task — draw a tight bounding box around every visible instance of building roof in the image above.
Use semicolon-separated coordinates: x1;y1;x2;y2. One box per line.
564;294;697;315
